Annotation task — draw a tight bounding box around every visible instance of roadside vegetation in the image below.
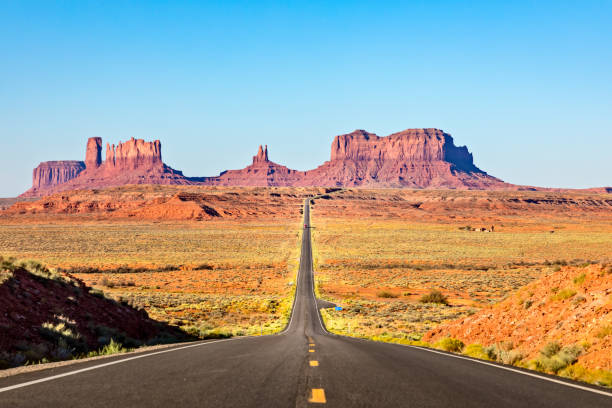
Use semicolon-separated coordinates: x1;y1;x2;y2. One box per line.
0;256;186;369
310;192;612;388
317;262;612;388
0;217;302;369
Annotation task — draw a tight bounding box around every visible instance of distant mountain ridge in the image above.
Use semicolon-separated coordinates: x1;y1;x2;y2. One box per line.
19;128;606;197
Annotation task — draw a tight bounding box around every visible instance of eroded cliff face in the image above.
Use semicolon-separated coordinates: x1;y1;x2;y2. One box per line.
31;161;86;190
104;138;163;172
29;136;102;195
301;129;503;188
21;137;190;197
20;128;517;197
330;129;475;167
203;130;505;189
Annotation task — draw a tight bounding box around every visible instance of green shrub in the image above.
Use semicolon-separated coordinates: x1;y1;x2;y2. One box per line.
573;273;586;285
39;321;87;354
100;277;115;288
87;339;127;357
89;324;141;348
540;341;561;358
419;290;449;305
435;337;464;352
202;329;232;339
484;343;524;365
532;342;582;374
180;325;233;340
89;288;105;298
550;288;576;301
559;364;612;387
463;344;490;360
195;263;214;270
377;290;399;298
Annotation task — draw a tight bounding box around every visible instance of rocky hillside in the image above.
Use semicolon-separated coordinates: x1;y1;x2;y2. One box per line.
0;257;187;368
425;264;612;373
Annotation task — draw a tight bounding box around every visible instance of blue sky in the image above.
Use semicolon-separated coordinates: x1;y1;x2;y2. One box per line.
1;1;611;196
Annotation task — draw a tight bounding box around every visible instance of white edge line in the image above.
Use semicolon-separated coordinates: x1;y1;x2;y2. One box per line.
307;203;612;399
10;200;606;398
0;338;237;394
0;202;310;394
318;298;612;398
408;346;612;397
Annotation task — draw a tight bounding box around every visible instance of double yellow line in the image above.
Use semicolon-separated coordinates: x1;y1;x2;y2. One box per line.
307;336;326;403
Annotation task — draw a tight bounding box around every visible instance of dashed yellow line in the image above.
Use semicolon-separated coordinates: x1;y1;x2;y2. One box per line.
309;349;315;353
309;388;326;403
309;360;319;367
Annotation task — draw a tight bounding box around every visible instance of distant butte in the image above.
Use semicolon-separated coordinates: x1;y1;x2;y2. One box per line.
21;128;603;197
22;137;192;197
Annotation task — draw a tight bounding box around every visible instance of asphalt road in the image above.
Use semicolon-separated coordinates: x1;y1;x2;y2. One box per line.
0;199;610;407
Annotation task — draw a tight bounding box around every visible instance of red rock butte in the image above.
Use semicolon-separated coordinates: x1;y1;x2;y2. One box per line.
22;128;518;197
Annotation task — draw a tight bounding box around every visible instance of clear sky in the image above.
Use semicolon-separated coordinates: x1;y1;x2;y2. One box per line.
1;1;611;196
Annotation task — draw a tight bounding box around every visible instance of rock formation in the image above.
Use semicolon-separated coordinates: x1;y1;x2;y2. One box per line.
299;128;506;188
104;138;163;172
205;145;305;187
202;129;508;189
253;145;269;163
21;137;192;197
31;161;86;190
85;137;102;169
20;128;534;197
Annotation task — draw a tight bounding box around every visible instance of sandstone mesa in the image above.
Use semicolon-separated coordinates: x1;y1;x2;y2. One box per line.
21;128;514;197
21;128;610;197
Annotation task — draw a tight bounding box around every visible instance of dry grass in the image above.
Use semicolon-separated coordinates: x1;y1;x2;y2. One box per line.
0;220;302;336
311;208;612;342
310;194;612;388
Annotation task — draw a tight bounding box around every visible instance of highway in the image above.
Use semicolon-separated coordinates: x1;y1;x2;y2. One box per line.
0;199;610;407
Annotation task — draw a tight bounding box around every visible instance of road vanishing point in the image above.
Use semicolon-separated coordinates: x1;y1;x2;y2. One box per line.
0;199;610;407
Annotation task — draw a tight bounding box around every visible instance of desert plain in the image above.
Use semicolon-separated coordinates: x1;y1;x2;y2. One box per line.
1;185;611;386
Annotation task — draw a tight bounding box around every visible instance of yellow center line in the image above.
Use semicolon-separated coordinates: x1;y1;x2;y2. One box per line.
309;349;315;353
309;360;319;367
309;388;326;403
309;343;315;347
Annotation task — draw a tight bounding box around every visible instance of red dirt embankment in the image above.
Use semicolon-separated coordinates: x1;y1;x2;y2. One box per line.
0;262;185;368
425;264;612;370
